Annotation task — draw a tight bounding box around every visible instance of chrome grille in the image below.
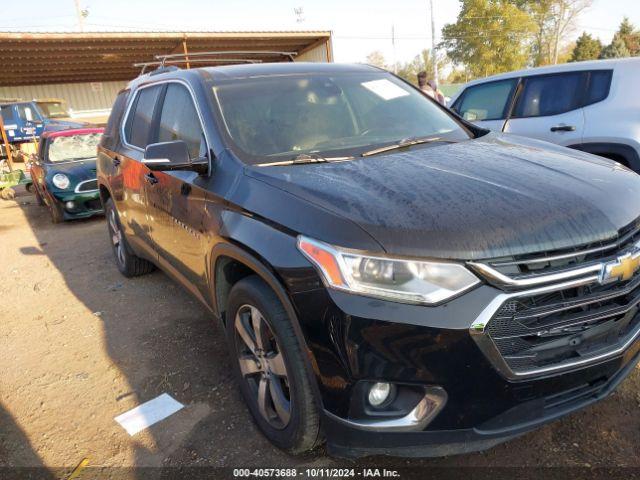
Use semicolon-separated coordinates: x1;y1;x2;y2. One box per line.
74;179;98;193
471;218;640;288
476;274;640;378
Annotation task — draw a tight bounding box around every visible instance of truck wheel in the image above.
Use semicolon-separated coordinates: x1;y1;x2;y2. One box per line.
226;276;322;454
105;198;155;277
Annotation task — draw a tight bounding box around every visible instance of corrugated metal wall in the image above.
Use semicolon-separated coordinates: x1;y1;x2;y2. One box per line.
295;42;330;62
0;80;127;112
0;43;330;112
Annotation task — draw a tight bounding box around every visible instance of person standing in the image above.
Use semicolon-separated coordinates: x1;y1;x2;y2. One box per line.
417;71;445;105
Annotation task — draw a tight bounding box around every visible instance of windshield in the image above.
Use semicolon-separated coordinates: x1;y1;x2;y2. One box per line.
38;101;69;119
211;72;471;164
47;133;101;163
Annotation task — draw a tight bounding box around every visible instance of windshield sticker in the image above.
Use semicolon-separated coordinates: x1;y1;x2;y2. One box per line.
361;79;410;101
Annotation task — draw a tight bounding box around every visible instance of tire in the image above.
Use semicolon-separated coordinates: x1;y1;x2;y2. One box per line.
104;198;155;277
48;197;63;224
226;275;321;454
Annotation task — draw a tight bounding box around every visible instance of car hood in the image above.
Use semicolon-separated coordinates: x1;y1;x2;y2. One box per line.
246;133;640;260
46;159;97;183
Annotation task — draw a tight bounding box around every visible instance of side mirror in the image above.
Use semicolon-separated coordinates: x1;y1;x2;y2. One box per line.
142;140;207;173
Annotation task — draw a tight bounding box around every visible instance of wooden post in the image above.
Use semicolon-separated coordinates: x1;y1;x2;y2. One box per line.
0;112;14;172
182;38;191;69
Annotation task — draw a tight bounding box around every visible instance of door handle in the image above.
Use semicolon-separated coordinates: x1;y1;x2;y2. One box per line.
144;173;158;185
112;156;121;167
550;125;576;132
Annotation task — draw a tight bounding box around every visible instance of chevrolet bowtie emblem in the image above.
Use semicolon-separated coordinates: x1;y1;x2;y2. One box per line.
601;252;640;283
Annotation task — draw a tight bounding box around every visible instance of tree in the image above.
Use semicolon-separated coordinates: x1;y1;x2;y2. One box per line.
569;32;602;61
517;0;592;65
600;32;631;59
392;49;449;85
365;51;388;69
616;17;640;55
441;0;536;78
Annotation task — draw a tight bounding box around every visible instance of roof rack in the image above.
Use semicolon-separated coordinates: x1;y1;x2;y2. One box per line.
156;50;298;65
134;50;297;75
134;58;263;75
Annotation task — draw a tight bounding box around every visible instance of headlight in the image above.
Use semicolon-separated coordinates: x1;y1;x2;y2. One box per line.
297;236;479;305
52;173;70;190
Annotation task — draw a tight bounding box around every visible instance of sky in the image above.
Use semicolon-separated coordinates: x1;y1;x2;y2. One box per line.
1;0;639;64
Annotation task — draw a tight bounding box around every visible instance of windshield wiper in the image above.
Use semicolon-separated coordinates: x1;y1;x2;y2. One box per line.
256;153;353;167
361;136;446;157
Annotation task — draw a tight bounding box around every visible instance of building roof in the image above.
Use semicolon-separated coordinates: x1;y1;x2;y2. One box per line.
0;31;332;86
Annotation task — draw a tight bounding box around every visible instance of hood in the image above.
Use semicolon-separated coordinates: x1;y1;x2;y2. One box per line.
246;133;640;260
46;159;97;184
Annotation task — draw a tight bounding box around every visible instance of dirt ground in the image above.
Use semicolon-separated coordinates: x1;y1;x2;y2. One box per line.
1;184;639;477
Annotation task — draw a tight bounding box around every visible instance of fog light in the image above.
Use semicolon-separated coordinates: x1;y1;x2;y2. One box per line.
65;201;75;210
368;382;393;407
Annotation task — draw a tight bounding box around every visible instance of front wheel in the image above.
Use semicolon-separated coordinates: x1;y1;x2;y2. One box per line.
226;276;321;454
105;198;155;277
48;197;63;223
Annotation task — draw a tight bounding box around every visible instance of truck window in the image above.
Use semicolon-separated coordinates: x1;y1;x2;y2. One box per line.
454;79;517;121
0;105;14;122
16;104;41;122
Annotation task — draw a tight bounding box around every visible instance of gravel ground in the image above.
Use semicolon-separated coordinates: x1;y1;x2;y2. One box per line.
1;185;639;477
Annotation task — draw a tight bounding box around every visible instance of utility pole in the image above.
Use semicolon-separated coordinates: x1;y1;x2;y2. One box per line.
0;114;15;172
391;24;398;74
430;0;438;87
74;0;85;32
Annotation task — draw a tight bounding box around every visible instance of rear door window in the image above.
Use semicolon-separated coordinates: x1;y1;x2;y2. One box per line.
454;79;517;121
124;85;162;149
584;70;613;106
156;83;205;159
513;72;584;118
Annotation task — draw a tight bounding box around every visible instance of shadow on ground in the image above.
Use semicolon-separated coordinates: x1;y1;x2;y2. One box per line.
5;185;640;474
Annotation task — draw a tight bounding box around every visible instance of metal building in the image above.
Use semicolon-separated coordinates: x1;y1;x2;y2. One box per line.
0;31;333;117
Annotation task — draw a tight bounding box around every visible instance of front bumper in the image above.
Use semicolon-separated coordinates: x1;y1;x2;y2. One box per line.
290;285;640;457
52;190;103;219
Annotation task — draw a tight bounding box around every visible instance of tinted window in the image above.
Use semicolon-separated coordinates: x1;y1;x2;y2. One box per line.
454;79;517;121
102;90;129;150
513;73;583;118
584;70;612;106
125;85;162;148
157;84;205;159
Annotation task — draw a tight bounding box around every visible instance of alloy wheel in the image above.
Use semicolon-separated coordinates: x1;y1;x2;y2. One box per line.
234;304;291;429
108;209;126;267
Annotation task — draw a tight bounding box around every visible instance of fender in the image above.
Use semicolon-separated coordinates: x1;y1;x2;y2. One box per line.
209;240;325;408
569;142;640;172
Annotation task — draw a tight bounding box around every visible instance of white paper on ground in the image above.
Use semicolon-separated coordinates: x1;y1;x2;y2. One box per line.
114;393;184;436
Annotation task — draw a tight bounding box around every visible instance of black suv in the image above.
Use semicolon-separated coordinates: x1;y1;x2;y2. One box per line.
97;62;640;457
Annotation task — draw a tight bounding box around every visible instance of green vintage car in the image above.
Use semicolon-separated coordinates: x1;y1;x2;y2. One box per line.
29;128;104;223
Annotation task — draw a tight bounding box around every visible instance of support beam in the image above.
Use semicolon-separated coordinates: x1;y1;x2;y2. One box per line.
0;113;14;172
